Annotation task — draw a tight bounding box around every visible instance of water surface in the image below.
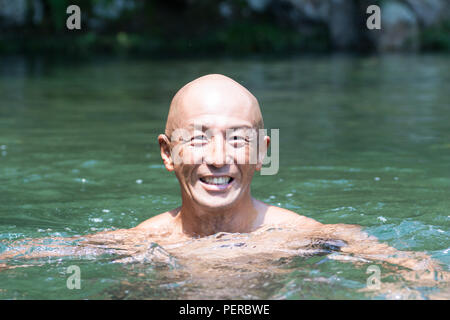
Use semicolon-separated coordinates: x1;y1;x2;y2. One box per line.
0;54;449;299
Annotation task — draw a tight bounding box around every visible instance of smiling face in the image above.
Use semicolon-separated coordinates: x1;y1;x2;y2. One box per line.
159;74;268;213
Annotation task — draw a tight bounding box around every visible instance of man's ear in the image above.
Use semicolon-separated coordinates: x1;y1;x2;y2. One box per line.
158;134;174;171
256;135;270;171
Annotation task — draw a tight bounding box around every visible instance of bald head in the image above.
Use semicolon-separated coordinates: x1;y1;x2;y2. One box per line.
165;74;263;137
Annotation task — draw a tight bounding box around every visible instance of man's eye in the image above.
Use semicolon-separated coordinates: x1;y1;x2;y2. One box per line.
229;136;249;146
192;135;207;140
190;135;208;143
231;136;249;141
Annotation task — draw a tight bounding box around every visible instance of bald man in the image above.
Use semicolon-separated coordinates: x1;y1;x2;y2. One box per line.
133;74;321;240
1;74;446;288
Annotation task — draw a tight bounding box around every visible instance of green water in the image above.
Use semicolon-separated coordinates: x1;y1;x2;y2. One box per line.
0;54;449;299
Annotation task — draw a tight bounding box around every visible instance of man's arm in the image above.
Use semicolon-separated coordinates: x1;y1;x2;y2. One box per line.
325;223;448;283
0;227;153;269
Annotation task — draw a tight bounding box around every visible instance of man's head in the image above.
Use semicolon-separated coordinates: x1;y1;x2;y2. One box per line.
158;74;269;212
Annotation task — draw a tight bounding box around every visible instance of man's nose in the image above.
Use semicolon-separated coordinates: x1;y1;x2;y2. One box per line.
205;136;227;167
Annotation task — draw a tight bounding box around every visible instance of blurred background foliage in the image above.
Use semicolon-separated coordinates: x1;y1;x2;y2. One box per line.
0;0;449;56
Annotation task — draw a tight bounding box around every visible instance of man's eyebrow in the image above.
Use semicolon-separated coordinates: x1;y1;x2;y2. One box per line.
228;126;254;131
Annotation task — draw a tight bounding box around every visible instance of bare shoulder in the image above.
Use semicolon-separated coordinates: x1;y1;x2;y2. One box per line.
254;199;322;228
133;207;180;232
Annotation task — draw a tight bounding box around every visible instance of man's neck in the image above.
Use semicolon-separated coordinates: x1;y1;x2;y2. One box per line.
175;195;261;237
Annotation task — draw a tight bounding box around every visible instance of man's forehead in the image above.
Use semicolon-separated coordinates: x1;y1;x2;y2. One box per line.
177;81;254;111
166;74;263;135
171;107;259;132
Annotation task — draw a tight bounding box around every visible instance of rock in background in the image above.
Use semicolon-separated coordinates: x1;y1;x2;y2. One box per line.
0;0;448;53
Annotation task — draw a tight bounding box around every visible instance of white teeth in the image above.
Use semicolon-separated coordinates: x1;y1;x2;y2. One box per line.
202;176;231;185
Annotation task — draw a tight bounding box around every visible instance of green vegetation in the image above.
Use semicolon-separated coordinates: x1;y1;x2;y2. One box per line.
0;0;448;56
420;20;450;52
0;23;330;57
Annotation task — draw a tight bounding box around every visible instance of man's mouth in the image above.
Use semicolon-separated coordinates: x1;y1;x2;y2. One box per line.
199;176;234;185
